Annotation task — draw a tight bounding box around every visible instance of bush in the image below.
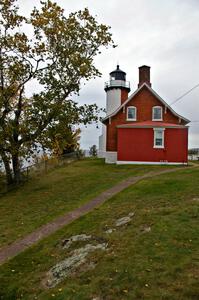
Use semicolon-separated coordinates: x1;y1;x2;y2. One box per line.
89;145;98;157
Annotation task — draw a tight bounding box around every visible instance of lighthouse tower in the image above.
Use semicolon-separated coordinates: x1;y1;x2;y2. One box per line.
105;65;130;114
98;65;130;160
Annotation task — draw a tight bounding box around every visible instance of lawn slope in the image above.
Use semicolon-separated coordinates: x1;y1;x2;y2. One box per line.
0;158;171;248
0;166;198;299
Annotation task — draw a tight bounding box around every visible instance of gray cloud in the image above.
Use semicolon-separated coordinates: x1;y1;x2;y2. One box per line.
18;0;199;149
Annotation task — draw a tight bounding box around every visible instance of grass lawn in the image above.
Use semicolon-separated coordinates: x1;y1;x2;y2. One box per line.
190;160;199;164
0;165;198;299
0;158;174;248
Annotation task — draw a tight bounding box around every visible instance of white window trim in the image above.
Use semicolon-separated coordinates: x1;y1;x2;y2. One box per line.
153;128;165;149
127;106;137;121
152;106;163;121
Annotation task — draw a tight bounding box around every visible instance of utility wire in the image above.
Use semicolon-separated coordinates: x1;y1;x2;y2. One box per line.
170;83;199;105
189;122;199;126
189;121;199;127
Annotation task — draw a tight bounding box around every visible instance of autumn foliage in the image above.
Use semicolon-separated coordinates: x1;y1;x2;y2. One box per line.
0;0;114;184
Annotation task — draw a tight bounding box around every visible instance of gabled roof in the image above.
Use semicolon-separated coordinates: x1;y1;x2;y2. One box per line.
102;83;190;124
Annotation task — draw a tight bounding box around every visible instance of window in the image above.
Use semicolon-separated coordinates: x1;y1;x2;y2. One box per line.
154;128;165;148
127;106;136;121
152;106;162;121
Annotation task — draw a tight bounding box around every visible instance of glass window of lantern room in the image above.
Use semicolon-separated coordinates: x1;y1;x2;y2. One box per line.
152;106;162;121
127;106;136;121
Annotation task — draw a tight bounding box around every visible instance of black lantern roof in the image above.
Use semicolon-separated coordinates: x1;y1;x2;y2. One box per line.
110;65;126;81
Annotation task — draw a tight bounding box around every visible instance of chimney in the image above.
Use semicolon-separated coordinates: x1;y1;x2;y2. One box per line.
138;65;151;88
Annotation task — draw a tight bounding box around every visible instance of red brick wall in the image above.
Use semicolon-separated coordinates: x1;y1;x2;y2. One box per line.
105;86;185;151
121;89;129;104
117;127;188;163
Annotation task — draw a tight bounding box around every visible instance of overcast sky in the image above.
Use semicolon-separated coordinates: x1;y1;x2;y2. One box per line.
19;0;199;149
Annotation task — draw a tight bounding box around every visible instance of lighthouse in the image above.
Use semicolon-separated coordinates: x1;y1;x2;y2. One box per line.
105;65;130;114
98;65;130;159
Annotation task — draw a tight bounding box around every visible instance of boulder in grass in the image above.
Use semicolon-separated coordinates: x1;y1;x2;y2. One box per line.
45;243;108;288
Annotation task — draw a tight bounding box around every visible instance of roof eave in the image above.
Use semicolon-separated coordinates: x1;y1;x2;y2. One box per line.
117;124;189;129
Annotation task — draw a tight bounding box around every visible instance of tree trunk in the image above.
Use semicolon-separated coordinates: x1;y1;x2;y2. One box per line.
0;152;13;185
12;153;21;185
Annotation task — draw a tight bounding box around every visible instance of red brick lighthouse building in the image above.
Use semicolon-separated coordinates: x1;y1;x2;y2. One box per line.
98;65;189;164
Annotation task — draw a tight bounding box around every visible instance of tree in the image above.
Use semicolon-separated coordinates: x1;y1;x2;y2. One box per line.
89;145;97;157
62;128;81;155
0;0;114;185
188;148;199;155
44;124;81;156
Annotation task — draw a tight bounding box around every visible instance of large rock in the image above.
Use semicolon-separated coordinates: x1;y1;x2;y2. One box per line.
45;243;107;288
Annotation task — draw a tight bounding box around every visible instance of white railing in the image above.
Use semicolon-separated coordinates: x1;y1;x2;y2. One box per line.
104;80;130;89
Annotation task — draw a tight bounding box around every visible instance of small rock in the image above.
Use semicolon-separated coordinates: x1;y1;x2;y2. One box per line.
128;212;135;217
140;226;151;233
192;197;199;202
62;234;92;249
146;268;151;272
115;216;131;227
105;229;114;234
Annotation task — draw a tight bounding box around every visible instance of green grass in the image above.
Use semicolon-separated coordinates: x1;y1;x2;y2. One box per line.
190;160;199;164
0;158;173;248
0;165;198;299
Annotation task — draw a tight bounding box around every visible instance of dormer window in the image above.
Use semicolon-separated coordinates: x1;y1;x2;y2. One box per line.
127;106;136;121
152;106;162;121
